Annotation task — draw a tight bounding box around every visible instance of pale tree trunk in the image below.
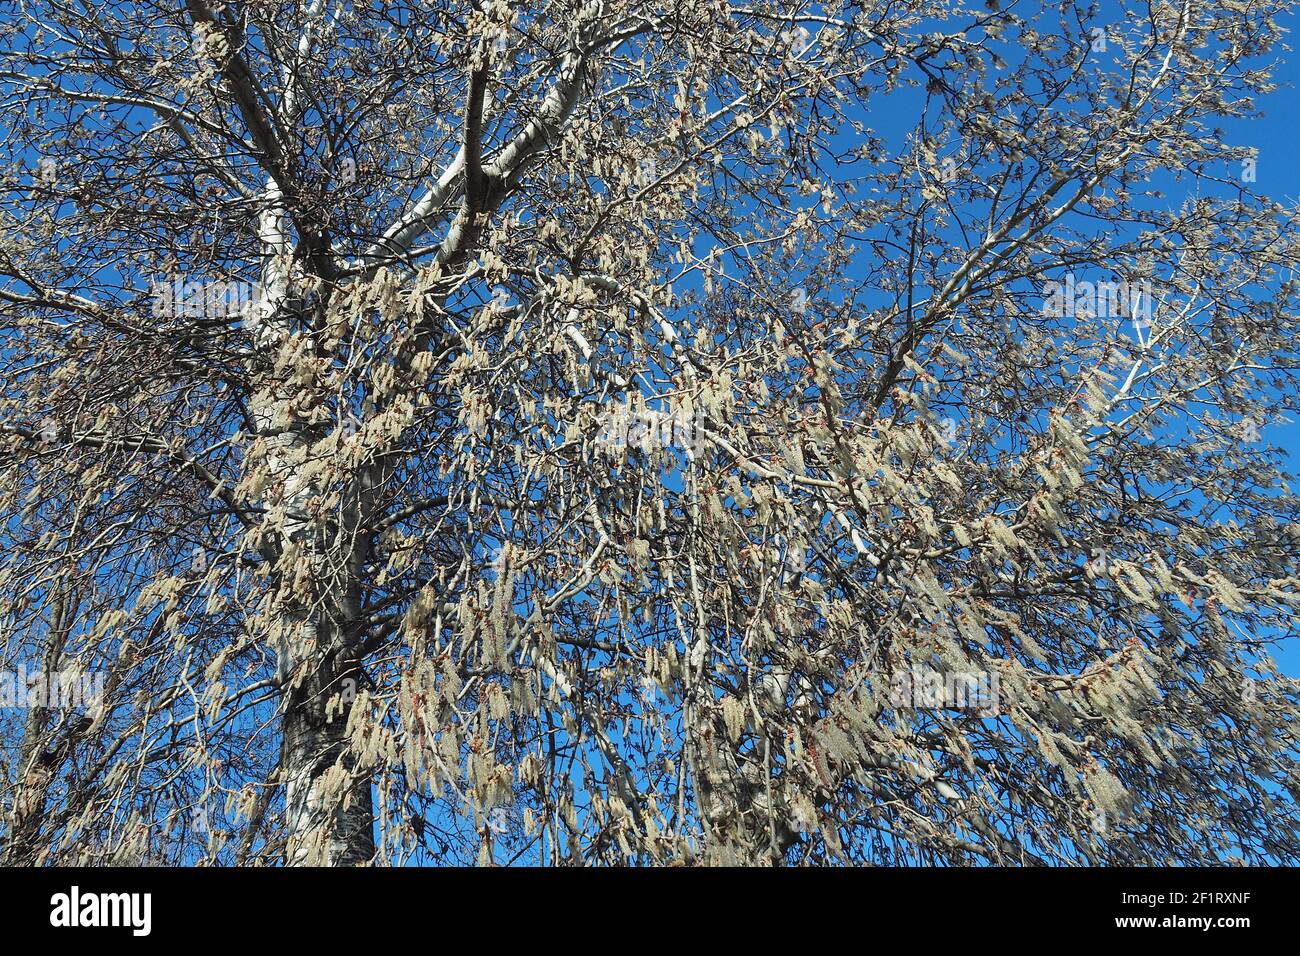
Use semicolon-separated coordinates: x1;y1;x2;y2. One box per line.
249;186;375;866
241;3;601;863
279;617;375;867
252;365;376;867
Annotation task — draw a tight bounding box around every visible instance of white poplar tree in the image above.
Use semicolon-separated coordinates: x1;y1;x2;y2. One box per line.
1;0;1297;865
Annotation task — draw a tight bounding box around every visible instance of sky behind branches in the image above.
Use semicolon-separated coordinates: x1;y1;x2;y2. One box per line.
1;0;1297;866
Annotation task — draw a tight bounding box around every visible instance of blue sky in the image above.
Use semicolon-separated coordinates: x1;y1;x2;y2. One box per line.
1223;10;1300;466
1162;9;1300;675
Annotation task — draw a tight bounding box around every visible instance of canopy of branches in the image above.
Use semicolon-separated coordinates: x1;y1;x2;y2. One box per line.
0;0;1297;866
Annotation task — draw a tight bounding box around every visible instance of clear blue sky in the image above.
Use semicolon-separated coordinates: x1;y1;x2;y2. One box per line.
1227;9;1300;466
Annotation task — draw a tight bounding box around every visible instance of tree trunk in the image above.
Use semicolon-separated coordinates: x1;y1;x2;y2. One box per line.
280;622;375;866
253;383;376;866
249;188;376;865
2;566;81;864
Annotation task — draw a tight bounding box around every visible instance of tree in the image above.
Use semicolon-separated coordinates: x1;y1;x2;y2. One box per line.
1;0;1298;866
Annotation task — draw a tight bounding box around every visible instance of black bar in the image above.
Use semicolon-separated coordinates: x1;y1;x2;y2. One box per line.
0;865;1284;944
